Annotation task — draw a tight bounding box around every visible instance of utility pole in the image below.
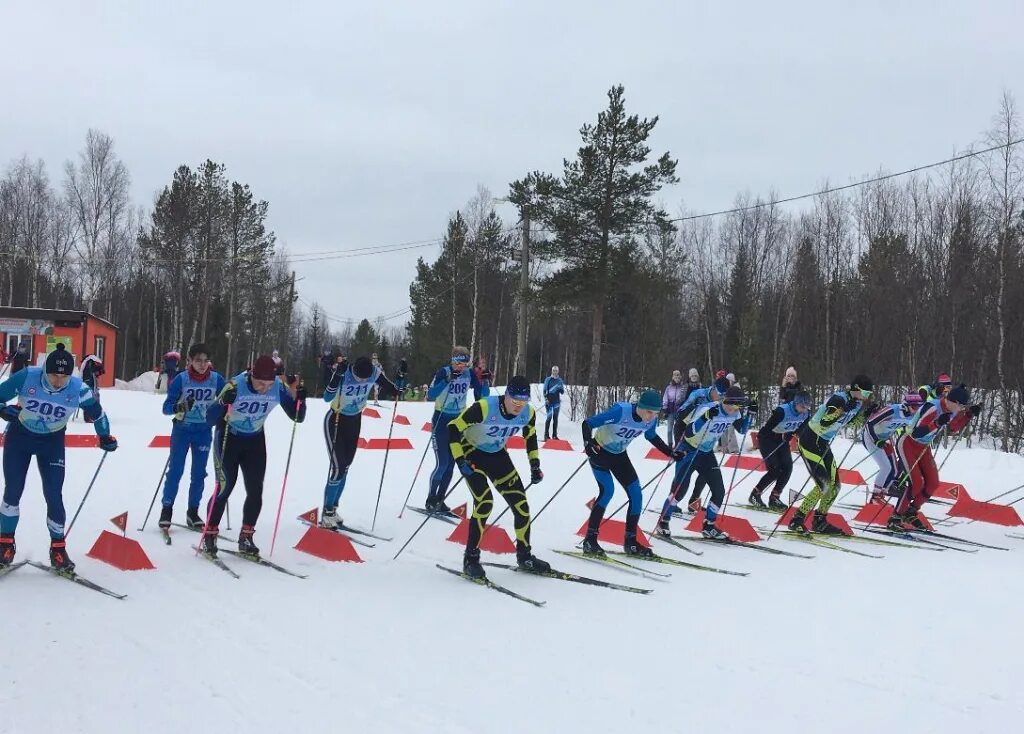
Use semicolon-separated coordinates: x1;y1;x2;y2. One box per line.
515;208;529;375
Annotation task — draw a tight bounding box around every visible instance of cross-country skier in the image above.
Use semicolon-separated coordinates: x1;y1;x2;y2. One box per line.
657;385;751;539
789;375;873;534
320;355;400;529
158;344;226;531
200;355;306;557
448;375;547;579
674;376;730;511
580;389;680;557
889;384;980;530
748;388;812;510
423;346;488;514
861;392;923;505
542;365;564;440
0;344;118;571
918;373;953;402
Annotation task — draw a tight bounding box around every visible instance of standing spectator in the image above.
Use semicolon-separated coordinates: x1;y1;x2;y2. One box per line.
662;369;685;443
682;368;701;402
779;366;802;404
395;358;409;400
419;384;429;401
80;354;104;393
474;356;493;391
271;349;285;376
719;372;741;453
370;352;382;405
156;349;181;393
11;341;30;375
542;366;565;440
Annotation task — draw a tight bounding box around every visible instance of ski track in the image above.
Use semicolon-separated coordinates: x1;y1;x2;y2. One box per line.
2;391;1022;733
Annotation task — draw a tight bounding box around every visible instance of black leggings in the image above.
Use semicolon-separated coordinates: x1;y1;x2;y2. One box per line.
208;430;267;529
463;449;530;553
669;451;725;514
752;433;794;497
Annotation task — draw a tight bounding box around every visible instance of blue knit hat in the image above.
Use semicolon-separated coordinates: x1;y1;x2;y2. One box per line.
637;389;661;412
946;384;970;405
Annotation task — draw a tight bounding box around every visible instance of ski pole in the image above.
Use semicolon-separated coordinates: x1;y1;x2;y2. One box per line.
521;458;588;528
268;399;302;558
371;398;400;530
199;409;232;554
720;411;755;514
392;476;465;560
398;438;433;518
766;430;844;541
727;437;791;498
64;452;109;538
635;419;714;524
137;453;173;531
980;480;1024;505
858;428;946;530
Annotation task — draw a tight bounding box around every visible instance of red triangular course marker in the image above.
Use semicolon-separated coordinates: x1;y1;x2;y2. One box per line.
110;512;128;533
422;422;433;432
543;438;573;451
505;435;527;449
362;408;381;418
149;435;172;448
86;530;155;571
684;510;762;543
392;415;411;425
294;526;362;562
446;519;517;554
644;447;671;461
934;481;969;501
946;497;1023;526
778;506;854;535
852;503;935;530
451;503;467;519
298;507;319;526
575;518;651;548
721;454;765;471
365;438;413;450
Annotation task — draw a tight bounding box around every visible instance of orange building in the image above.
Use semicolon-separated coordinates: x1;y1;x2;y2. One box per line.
0;307;119;388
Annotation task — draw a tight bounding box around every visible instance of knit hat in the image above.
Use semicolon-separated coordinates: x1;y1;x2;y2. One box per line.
902;392;924;408
946;384;970;406
936;373;952;387
793;389;812;407
637;389;661;412
352;356;374;379
723;385;748;406
251;356;277;381
688;368;700;382
712;377;730;395
851;374;874;394
45;344;74;375
506;376;530;401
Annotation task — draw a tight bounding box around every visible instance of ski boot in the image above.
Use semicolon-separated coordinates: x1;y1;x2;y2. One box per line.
811;512;844;535
904;511;928;531
425;497;452;515
702;519;730;540
49;539;75;574
0;535;15;567
200;527;219;556
768;494;788;512
463;548;485;579
748;490;767;509
543;432;550;441
185;507;204;530
653;518;671;537
687;497;702;514
580;531;606;556
516;544;551;574
158;505;173;530
623;532;654;558
788;509;809;533
886;512;907;532
238;526;260;557
869;491;886;505
320;508;341;530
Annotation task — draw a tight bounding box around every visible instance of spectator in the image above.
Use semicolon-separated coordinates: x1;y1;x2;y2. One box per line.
542;366;565;440
156;349;181;393
395;358;409;400
779;366;802;404
474;356;493;391
662;369;685;443
11;341;30;375
682;367;701;402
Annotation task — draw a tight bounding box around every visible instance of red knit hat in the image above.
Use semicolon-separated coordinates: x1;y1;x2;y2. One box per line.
252;356;277;381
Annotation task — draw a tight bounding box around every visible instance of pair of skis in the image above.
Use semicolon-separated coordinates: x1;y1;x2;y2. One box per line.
1;559;126;599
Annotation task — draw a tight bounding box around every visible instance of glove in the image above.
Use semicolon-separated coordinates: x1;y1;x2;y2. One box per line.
530;463;543;485
219;384;237;406
99;435;118;452
671;448;688;461
969;403;982;417
584;440;601;458
456;457;475;477
0;404;22;422
175;396;195;416
936;412;951;427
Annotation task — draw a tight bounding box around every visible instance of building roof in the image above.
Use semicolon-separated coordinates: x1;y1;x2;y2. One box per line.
0;306;119;331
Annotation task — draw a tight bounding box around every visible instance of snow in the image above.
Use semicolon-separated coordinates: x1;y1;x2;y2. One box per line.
3;389;1024;734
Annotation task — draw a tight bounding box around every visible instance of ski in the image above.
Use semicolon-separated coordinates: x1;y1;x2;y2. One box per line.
857;527;976;553
553;549;672;580
191;546;241;578
0;560;29;579
643;532;703;555
481;562;653;595
911;528;1009;551
646;507;692;521
778;531;883;558
680;534;815;559
734;503;785;515
297;520;376;548
436;564;545;607
338;523;392;542
160;528;172;545
26;561;126;599
217;548;308;578
408;506;461;525
1007;533;1024;541
823;532;940;551
602;549;749;577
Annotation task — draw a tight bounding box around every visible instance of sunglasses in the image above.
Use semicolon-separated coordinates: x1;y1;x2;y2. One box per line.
507;396;529;405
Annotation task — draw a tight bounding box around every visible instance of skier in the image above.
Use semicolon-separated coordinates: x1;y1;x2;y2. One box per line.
661;369;685;443
448;375;547;578
748;388;812;510
657;386;751;539
158;344;226;531
861;392;923;505
271;349;285;376
674;376;730;512
11;341;30;375
423;346;488;514
542;365;564;440
80;353;104;393
918;373;953;402
789;375;874;534
394;358;409;400
889;385;980;530
320;355;400;528
0;344;118;571
580;389;680;557
200;355;306;557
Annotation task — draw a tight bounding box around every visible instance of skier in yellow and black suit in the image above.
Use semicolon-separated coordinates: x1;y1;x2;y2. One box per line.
448;375;549;580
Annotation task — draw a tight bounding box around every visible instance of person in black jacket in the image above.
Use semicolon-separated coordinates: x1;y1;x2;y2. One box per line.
778;366;801;404
11;341;30;374
749;390;811;510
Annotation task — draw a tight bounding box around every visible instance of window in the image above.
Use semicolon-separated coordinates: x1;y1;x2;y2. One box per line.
6;334;25;357
93;335;106;362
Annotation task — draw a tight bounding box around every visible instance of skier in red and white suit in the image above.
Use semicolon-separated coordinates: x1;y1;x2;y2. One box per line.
890;384;980;529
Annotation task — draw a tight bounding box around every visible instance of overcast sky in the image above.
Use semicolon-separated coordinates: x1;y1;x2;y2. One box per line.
3;1;1022;332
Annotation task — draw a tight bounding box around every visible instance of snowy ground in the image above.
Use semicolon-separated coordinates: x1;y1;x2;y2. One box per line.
3;389;1023;734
